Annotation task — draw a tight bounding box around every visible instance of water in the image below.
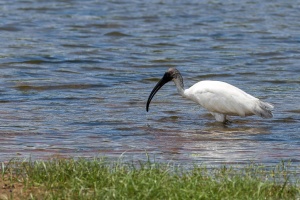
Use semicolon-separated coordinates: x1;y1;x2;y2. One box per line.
0;0;299;167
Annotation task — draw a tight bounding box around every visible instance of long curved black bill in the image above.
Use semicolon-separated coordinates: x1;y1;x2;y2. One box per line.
146;72;172;112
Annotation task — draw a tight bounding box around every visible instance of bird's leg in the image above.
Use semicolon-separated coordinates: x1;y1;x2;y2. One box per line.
222;115;233;124
210;112;227;123
224;119;232;125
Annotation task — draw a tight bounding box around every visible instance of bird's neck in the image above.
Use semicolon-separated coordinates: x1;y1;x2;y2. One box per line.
173;77;186;97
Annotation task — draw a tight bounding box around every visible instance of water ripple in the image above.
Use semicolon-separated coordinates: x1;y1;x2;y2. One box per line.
0;0;299;167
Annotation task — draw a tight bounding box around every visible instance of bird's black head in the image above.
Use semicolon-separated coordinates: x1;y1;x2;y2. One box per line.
146;68;179;112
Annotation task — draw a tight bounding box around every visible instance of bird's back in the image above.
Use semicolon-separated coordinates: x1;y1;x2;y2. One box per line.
184;80;260;117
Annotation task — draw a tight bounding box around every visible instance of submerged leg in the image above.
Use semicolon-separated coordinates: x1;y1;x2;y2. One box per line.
224;118;232;125
210;112;227;123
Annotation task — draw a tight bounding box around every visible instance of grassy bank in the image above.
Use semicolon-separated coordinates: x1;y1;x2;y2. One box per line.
0;157;299;199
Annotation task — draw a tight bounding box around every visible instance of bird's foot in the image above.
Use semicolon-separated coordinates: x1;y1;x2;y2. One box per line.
223;119;232;125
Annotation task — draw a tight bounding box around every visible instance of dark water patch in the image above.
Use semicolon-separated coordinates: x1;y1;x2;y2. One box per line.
150;58;181;63
39;96;105;102
70;23;126;30
273;117;298;123
59;59;101;64
250;51;283;57
55;69;81;74
22;59;47;65
88;23;126;29
156;116;181;122
271;56;292;61
212;37;244;42
18;6;61;12
152;43;179;47
104;31;131;37
236;72;257;76
0;100;11;104
5;58;101;65
211;45;226;49
14;83;107;92
286;110;300;114
163;110;179;115
262;80;300;84
0;131;45;136
262;80;288;84
143;77;162;82
115;127;136;131
189;38;205;42
61;44;95;48
195;73;234;79
71;121;106;127
142;16;160;23
72;120;130;127
0;24;22;32
80;66;109;71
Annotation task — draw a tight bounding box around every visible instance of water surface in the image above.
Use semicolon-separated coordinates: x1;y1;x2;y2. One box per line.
0;0;300;167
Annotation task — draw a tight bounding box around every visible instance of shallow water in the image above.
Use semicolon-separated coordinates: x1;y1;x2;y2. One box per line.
0;0;299;167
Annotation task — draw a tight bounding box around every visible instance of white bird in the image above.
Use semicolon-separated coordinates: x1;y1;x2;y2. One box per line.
146;68;274;123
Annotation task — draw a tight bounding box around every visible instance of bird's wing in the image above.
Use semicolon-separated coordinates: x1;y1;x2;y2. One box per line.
184;81;257;116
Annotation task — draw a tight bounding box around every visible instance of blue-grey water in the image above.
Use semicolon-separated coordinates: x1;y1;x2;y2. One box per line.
0;0;299;167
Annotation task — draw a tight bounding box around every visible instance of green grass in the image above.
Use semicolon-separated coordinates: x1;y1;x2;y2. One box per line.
0;157;299;199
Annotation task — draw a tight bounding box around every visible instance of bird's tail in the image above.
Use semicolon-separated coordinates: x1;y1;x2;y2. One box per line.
254;100;274;118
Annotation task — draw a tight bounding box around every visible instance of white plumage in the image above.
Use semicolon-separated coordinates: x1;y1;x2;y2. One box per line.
146;68;274;123
184;80;273;122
